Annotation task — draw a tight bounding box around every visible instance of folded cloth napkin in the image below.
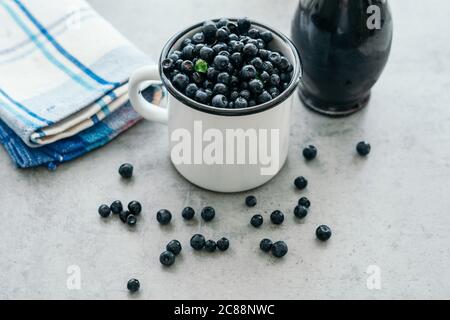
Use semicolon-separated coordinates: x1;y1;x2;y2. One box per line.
0;0;161;168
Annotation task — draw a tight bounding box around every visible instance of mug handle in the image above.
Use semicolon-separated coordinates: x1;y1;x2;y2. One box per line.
129;65;169;124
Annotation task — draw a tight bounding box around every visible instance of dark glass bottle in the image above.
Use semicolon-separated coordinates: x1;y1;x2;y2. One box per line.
292;0;393;116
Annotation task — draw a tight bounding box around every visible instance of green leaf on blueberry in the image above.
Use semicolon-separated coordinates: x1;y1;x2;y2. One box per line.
195;59;208;73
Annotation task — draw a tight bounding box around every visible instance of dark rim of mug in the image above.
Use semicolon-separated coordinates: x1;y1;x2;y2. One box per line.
158;18;302;117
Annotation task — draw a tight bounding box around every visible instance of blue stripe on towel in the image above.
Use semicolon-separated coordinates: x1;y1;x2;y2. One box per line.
0;97;38;129
0;1;97;92
0;88;53;125
14;0;121;88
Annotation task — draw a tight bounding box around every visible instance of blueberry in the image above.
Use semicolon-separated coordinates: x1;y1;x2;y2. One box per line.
216;27;230;42
271;241;288;258
98;205;111;218
213;83;229;95
249;79;264;94
227;22;239;35
268;52;282;65
157;209;172;225
230;52;243;66
230;76;240;88
127;214;137;227
201;206;216;222
119;163;133;179
202;21;218;40
181;44;195;60
260;239;273;252
213;42;228;54
303;145;318;160
256;39;266;49
166;240;182;255
217;237;230;251
316;225;332;241
193;72;205;86
195;90;209;104
228;33;239;42
260;31;274;43
239;90;251;100
162;58;174;73
245;195;257;207
218;50;230;57
168;52;180;62
257;91;272;104
269;87;280;98
270;210;285;225
230;41;244;53
249;99;256;107
235;97;248;108
280;72;292;83
181;38;192;49
160;251;175;266
181;60;194;74
205;240;217;252
185;83;199;98
259;49;269;60
279;57;291;71
182;207;195;220
110;200;123;214
230;90;239;101
260;71;270;83
298;197;311;208
248;28;260;39
119;210;131;223
237;17;251;34
207;67;219;81
212;94;228;108
243;43;258;58
294;176;308;190
216;18;229;28
192;32;205;44
240;81;249;90
250;215;264;228
270;74;281;87
205;89;213;100
127;279;140;293
263;61;274;74
228;101;235;109
217;72;230;85
190;234;206;250
128;201;142;215
294;206;309;219
356;141;371;156
203;80;214;90
213;55;229;71
172;73;190;91
251;57;264;70
199;46;215;62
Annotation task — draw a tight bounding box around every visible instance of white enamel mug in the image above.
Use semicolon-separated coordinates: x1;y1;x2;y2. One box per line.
129;19;301;193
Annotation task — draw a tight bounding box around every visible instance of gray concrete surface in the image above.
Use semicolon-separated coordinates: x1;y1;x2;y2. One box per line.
1;0;450;300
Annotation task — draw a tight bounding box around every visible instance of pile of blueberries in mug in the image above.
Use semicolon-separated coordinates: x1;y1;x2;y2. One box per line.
98;141;371;293
162;17;294;109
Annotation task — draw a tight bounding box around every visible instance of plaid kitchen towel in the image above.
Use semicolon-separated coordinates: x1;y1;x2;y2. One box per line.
0;0;161;168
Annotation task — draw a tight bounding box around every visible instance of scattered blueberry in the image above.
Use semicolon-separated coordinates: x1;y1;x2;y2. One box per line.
294;176;308;190
201;207;216;222
356;141;371;156
260;239;273;252
250;215;264;228
298;197;311;208
182;207;195;220
119;210;131;223
119;163;133;179
205;240;217;252
271;241;288;258
98;205;111;218
110;200;123;214
127;278;140;293
190;234;206;250
160;251;176;266
245;195;257;207
217;237;230;251
166;240;182;255
157;209;172;225
270;210;285;225
126;214;137;227
294;206;308;219
303;145;317;160
316;225;332;242
128;201;142;215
